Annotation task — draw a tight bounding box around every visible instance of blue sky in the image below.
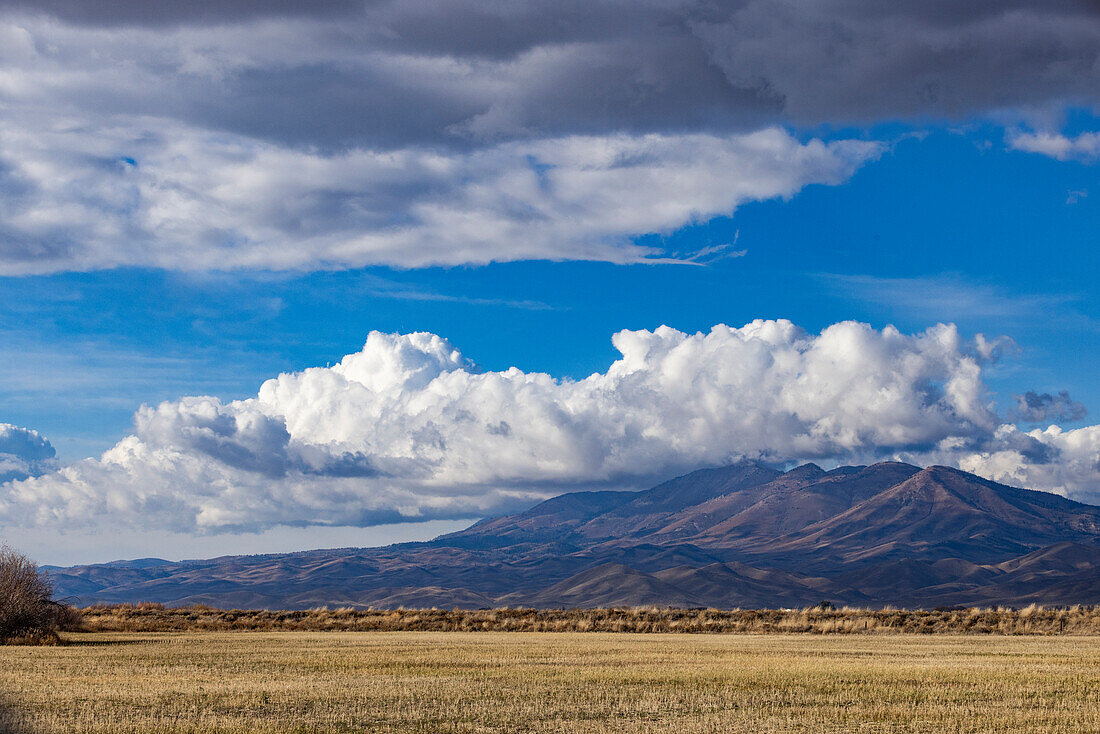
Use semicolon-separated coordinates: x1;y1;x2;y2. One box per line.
1;1;1099;564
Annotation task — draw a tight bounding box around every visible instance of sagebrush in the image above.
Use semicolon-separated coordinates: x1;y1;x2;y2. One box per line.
78;602;1100;635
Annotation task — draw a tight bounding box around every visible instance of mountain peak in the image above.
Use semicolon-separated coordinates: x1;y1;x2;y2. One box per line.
872;460;922;470
922;464;971;478
605;460;781;512
785;463;826;479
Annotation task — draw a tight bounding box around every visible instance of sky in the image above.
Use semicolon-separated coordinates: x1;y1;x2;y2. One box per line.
0;0;1098;565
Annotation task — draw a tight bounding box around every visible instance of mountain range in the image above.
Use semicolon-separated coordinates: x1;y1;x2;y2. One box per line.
45;461;1100;609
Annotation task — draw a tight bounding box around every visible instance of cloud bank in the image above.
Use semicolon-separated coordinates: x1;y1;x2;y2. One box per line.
2;0;1097;147
4;321;1097;535
0;1;1098;272
0;122;881;273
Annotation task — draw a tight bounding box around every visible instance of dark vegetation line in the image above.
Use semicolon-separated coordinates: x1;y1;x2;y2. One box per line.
75;603;1100;635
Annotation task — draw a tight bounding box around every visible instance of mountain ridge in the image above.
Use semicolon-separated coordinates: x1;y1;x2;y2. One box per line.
44;460;1100;609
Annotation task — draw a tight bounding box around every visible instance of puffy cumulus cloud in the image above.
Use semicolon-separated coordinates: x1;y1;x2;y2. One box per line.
0;2;1098;272
1008;131;1100;162
0;423;58;483
6;320;1097;535
0;118;881;273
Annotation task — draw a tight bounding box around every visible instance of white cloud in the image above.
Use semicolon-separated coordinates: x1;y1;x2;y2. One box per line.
958;424;1100;500
4;320;1096;535
1008;131;1100;162
0;114;883;273
0;422;58;483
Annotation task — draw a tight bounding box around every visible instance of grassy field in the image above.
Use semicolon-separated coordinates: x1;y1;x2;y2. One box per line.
2;631;1099;733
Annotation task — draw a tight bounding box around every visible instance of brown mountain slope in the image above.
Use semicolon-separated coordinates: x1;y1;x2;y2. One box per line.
438;460;781;549
647;461;922;546
758;466;1100;564
503;563;706;608
651;563;846;609
574;461;782;541
996;541;1100;576
442;490;635;548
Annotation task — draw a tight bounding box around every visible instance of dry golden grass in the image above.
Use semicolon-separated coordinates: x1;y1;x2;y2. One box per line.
2;631;1099;733
77;603;1100;635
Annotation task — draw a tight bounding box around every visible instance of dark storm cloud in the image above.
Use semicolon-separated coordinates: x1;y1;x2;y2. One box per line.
201;0;1100;147
3;0;1098;150
0;0;365;26
691;0;1100;125
1013;391;1089;424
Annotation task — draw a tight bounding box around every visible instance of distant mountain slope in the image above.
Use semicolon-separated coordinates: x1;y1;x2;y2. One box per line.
755;466;1100;565
46;461;1100;609
644;462;921;548
574;461;782;541
440;490;635;548
502;563;707;609
444;460;781;547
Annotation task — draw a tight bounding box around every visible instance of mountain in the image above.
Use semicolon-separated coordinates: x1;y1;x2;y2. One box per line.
442;461;781;548
766;466;1100;560
45;461;1100;609
502;563;708;609
631;462;920;551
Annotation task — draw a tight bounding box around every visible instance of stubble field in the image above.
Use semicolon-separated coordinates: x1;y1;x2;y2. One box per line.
2;631;1099;733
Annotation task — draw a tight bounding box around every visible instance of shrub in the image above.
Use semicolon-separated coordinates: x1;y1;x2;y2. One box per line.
0;545;80;644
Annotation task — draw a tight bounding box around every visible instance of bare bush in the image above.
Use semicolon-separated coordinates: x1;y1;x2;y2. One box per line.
0;545;79;643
